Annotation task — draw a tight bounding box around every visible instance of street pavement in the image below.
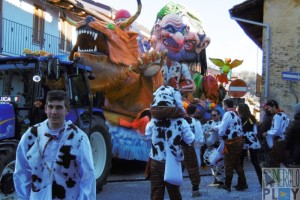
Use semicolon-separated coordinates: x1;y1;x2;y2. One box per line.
97;159;262;200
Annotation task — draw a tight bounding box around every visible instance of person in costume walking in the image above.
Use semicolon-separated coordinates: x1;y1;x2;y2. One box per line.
202;109;225;186
182;103;203;197
14;90;96;199
214;99;247;192
145;85;194;200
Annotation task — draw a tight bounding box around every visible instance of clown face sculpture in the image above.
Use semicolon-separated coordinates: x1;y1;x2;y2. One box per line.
152;12;210;62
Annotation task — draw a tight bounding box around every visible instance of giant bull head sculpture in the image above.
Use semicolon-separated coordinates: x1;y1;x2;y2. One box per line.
68;0;165;117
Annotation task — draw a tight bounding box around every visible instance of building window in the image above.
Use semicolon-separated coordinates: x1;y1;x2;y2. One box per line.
33;5;45;46
60;19;72;52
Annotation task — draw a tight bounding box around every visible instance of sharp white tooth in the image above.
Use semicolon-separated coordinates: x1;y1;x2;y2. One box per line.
94;46;97;51
88;30;91;35
94;33;98;40
78;46;81;52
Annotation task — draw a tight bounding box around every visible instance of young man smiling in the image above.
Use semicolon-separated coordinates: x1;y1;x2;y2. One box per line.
14;90;96;199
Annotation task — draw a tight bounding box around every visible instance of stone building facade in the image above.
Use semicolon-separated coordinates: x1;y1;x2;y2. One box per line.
263;0;300;119
230;0;300;120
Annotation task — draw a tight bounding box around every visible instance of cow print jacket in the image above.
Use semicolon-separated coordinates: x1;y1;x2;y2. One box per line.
216;110;243;140
145;118;194;162
14;120;95;200
240;117;261;149
267;112;290;141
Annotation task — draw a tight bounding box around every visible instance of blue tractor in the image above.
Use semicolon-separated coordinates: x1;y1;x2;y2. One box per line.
0;55;112;199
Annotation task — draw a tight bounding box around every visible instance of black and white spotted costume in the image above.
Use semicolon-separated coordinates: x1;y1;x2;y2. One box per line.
161;62;192;87
266;112;289;148
146;86;194;162
241;118;261;150
202;120;225;183
146;85;195;199
14;120;95;199
216;110;243;139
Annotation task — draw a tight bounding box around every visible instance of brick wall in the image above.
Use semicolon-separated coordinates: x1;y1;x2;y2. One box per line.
260;0;300;120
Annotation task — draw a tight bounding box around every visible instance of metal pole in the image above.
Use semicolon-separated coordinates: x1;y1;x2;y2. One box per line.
230;17;270;100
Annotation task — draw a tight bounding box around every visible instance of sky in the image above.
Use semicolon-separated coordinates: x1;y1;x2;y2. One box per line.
96;0;262;74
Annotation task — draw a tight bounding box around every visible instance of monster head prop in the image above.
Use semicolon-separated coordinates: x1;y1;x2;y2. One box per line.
151;2;210;66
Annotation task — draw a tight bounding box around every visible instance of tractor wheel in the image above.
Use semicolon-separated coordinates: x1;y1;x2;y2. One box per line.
0;144;17;200
89;116;112;192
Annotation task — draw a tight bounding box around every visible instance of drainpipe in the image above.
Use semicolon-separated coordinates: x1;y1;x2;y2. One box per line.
230;17;271;100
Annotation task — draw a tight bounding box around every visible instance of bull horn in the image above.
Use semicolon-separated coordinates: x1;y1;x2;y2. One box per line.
62;10;78;26
119;0;142;30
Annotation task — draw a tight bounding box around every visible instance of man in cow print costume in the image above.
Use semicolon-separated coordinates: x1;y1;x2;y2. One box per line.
214;98;247;192
182;103;203;198
14;90;96;199
202;109;225;186
146;85;194;200
262;99;290;167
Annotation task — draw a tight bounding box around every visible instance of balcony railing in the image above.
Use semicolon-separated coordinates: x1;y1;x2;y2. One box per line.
1;18;71;60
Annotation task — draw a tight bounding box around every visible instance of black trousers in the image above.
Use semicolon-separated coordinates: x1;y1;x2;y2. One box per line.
241;149;262;185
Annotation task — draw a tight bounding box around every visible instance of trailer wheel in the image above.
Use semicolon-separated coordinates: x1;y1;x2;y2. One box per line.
0;144;17;200
89;116;112;192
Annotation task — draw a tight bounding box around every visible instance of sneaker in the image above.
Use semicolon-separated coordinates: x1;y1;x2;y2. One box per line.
220;185;231;192
234;184;248;191
217;181;224;186
192;190;201;198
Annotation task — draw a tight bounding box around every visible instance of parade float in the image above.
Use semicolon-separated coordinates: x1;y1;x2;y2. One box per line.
64;0;220;163
0;1;242;197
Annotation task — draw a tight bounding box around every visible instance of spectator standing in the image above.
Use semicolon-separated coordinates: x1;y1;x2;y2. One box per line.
285;103;300;167
237;103;262;186
257;104;274;167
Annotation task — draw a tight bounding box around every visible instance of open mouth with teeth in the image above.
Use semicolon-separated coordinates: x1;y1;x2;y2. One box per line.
75;27;108;56
162;37;182;53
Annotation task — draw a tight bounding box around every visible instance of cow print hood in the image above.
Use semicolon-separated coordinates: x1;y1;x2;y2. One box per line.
151;85;181;107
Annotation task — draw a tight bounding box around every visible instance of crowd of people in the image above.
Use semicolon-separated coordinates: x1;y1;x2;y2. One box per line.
145;83;300;199
12;7;300;200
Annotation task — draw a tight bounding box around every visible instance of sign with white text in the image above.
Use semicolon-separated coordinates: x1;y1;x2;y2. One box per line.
262;168;300;200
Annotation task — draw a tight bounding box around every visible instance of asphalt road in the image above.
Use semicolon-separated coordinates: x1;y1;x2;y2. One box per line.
96;159;263;200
